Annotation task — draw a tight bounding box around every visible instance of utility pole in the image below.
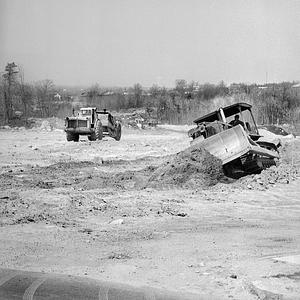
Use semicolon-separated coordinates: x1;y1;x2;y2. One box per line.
2;62;18;122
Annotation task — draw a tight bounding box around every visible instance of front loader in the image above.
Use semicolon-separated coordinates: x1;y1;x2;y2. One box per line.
64;108;121;142
188;103;280;178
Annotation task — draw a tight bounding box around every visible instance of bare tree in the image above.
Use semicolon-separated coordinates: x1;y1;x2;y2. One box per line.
18;66;33;120
0;78;5;123
175;79;187;97
2;62;19;122
149;84;160;98
35;79;55;117
149;85;168;98
133;83;143;107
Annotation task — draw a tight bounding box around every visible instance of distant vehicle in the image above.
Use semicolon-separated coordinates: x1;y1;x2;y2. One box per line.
64;108;121;142
188;103;280;177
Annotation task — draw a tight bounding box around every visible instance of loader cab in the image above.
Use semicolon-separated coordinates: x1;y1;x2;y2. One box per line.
193;103;261;141
227;111;255;134
219;103;260;140
79;107;97;125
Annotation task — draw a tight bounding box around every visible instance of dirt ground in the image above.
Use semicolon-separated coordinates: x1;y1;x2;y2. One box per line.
0;125;299;299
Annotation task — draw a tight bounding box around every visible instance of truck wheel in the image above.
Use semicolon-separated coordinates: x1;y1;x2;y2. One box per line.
114;123;122;141
73;134;79;142
66;132;75;141
88;133;96;141
95;122;103;140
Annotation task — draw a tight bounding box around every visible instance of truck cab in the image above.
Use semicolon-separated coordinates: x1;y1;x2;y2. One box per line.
78;107;97;127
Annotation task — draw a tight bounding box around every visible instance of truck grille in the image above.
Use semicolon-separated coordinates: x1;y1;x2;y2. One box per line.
78;120;88;127
67;119;88;128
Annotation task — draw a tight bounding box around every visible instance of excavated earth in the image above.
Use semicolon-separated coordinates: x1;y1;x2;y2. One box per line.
147;146;224;188
0;124;299;299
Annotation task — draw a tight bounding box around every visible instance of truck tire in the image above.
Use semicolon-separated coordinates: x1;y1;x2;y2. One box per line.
95;121;103;140
88;133;96;141
66;132;75;141
114;123;122;141
73;134;79;142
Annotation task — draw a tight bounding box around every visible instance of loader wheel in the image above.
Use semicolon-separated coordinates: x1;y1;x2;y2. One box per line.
88;133;96;141
114;123;122;141
95;121;103;140
88;134;96;142
73;134;79;142
66;132;76;141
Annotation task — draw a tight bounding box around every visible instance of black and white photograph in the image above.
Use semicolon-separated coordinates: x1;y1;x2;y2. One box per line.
0;0;299;299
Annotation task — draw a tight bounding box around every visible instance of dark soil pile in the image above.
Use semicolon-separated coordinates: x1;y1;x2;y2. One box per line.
234;139;300;191
237;164;298;191
147;145;224;188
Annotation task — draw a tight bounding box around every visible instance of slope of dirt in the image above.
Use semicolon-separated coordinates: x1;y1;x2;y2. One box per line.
231;139;299;191
235;164;298;191
147;146;224;188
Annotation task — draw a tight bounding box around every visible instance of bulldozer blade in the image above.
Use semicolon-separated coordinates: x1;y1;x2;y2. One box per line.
191;125;279;165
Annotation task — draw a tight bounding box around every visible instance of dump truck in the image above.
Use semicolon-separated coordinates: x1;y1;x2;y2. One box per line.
65;108;121;142
188;103;280;177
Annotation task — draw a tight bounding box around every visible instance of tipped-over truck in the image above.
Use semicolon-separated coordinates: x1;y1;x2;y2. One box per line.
65;107;121;142
188;103;280;177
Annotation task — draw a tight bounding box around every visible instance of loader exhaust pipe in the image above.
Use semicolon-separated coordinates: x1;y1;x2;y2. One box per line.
0;268;208;300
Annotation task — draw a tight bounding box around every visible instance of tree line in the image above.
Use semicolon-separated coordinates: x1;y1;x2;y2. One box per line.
1;62;299;126
83;79;300;125
0;62;72;125
150;80;300;125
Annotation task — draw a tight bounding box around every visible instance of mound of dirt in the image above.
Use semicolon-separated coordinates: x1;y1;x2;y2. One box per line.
238;163;298;191
147;145;224;188
233;139;299;191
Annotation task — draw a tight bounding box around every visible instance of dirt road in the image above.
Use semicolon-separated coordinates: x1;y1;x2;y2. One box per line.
0;127;299;299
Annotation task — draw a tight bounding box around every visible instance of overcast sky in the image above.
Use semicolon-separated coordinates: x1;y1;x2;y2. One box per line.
0;0;299;87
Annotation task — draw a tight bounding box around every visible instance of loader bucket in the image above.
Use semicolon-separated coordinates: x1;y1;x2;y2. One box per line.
191;125;279;165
